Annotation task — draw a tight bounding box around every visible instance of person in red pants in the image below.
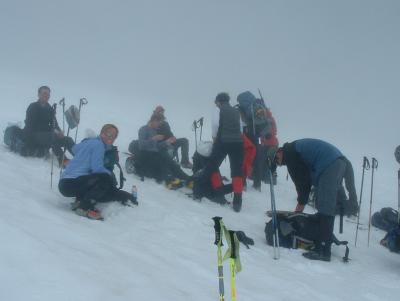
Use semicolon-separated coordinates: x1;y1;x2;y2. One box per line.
203;92;244;212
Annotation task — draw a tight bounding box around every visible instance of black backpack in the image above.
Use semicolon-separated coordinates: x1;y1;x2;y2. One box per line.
265;212;349;261
372;207;399;232
104;145;125;189
4;125;25;154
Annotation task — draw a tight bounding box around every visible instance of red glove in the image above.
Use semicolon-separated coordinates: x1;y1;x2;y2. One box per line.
295;203;305;212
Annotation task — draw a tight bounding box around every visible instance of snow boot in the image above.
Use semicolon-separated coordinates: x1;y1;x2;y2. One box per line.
233;193;242;212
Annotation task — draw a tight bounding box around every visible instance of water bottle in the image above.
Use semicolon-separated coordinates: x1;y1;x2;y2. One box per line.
131;185;138;204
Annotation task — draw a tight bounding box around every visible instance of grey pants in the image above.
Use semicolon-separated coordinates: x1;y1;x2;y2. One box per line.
315;158;347;216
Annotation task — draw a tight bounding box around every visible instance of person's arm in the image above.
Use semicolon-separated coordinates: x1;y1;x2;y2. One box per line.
24;103;35;132
211;108;219;140
90;141;111;174
138;126;166;151
161;121;174;139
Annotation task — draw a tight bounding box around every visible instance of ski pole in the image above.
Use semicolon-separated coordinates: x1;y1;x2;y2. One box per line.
212;216;225;301
228;230;237;301
395;146;400;224
193;120;198;151
398;169;400;225
59;98;65;133
355;156;370;247
50;103;57;188
367;158;378;247
74;98;88;143
267;158;280;259
199;117;203;141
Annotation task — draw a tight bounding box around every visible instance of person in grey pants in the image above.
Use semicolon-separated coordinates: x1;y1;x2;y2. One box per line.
274;138;357;261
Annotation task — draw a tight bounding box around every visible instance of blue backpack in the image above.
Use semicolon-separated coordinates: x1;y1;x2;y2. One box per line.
237;91;272;137
3;125;25;154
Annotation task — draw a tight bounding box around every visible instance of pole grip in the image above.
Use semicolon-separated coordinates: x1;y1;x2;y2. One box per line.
212;217;223;246
229;230;236;259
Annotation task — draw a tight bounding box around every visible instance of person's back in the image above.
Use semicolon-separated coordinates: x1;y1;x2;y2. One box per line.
217;102;242;143
294;138;343;184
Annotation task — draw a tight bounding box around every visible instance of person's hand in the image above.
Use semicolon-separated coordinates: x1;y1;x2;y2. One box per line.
152;134;165;141
167;137;176;144
55;130;64;138
295;203;305;212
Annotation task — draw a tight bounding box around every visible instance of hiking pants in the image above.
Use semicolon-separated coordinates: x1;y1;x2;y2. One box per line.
27;131;74;162
138;150;189;182
59;173;118;210
203;141;244;193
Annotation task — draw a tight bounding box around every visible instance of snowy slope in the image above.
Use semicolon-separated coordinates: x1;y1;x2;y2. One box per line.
1;1;400;300
0;121;399;301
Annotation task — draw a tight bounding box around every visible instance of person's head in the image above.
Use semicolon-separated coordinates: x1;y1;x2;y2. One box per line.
154;105;165;115
38;86;51;103
100;124;119;145
214;92;230;108
274;147;284;166
148;113;164;129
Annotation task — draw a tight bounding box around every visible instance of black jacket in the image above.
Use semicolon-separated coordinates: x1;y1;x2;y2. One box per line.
281;142;312;205
24;101;59;134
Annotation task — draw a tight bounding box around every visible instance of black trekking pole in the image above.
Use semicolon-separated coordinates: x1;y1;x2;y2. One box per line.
355;156;370;247
395;146;400;224
367;158;378;247
257;88;266;106
212;216;225;301
199;117;203;141
50;103;57;189
74;98;88;143
267;158;280;259
192;117;203;151
58;98;66;133
192;120;198;152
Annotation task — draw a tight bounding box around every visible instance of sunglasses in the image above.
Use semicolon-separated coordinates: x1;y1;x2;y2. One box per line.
103;131;117;140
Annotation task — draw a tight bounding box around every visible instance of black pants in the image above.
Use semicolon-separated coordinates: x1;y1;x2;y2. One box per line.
137;150;190;182
316;213;335;255
173;138;190;163
59;173;132;210
26;131;74;162
204;141;244;178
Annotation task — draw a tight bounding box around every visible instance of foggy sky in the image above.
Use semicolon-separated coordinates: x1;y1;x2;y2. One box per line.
1;0;399;172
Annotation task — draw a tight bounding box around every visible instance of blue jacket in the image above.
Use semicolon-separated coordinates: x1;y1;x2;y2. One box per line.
61;137;111;179
282;139;343;204
295;139;343;185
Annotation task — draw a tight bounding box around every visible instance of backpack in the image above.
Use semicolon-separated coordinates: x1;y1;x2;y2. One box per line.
372;207;399;232
237;91;270;137
265;211;349;261
104;145;126;189
381;225;400;253
4;125;26;154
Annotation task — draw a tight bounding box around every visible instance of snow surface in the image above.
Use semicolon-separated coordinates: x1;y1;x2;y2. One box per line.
1;106;399;301
1;1;400;300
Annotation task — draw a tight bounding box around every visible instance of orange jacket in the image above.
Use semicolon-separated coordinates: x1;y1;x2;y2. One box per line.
242;134;256;177
260;109;278;147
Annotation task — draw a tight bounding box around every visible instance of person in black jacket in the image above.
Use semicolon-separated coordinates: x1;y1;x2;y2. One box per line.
23;86;74;165
275;139;357;261
202;92;244;212
152;105;193;169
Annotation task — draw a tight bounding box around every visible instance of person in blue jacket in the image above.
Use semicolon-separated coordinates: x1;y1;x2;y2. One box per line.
274;138;357;261
58;124;137;220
